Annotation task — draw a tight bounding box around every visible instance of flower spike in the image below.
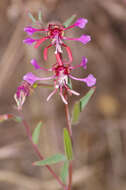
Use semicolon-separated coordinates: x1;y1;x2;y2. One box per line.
15;15;96;108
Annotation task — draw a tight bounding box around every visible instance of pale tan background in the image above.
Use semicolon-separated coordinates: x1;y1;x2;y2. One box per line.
0;0;126;190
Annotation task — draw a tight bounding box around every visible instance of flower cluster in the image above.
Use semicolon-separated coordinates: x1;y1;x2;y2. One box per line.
14;15;96;109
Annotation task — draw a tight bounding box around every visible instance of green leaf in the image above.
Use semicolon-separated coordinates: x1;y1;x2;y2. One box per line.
72;102;80;124
64;129;73;160
34;154;67;166
38;10;42;23
63;14;76;28
32;121;43;144
72;87;95;124
67;77;72;89
28;12;36;23
60;160;69;184
80;87;95;112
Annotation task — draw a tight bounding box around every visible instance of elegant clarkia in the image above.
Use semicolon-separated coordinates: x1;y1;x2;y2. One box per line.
23;18;91;62
14;15;96;109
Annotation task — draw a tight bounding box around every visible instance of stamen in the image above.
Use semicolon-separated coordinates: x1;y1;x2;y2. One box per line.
46;89;57;102
59;87;68;104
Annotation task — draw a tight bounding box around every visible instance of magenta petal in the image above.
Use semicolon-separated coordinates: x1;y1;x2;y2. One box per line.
83;74;96;87
81;56;88;69
23;73;39;85
23;37;36;45
74;18;88;29
30;59;41;70
23;72;54;85
24;26;36;35
78;35;91;44
69;74;96;87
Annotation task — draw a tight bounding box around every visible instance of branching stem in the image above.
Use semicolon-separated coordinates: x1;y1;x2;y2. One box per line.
18;112;66;190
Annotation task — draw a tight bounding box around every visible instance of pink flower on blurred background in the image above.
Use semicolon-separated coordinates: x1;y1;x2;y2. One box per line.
23;18;91;62
15;54;96;106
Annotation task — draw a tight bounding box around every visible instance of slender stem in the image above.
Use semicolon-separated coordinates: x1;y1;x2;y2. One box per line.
64;102;72;138
18;113;66;190
64;95;73;190
68;161;72;190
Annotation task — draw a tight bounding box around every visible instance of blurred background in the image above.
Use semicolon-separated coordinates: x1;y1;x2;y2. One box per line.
0;0;126;189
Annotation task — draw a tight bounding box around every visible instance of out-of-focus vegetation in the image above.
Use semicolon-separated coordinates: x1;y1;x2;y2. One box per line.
0;0;126;190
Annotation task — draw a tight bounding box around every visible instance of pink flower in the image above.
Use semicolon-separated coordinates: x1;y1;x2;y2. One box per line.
24;17;91;62
21;55;96;105
14;81;32;110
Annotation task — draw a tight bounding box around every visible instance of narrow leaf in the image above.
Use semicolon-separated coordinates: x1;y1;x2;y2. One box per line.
63;14;76;28
28;12;36;23
38;10;42;23
80;87;95;112
64;129;73;160
60;160;69;184
34;154;66;166
72;87;95;124
32;121;43;144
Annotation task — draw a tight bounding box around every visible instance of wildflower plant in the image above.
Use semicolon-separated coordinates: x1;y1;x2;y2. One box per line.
0;13;96;190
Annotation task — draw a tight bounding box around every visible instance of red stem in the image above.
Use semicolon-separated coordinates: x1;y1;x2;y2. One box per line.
20;117;66;190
